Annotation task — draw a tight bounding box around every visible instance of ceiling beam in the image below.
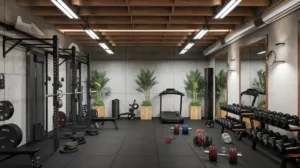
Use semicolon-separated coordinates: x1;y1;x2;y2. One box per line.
44;16;243;25
30;7;255;16
55;24;235;30
17;0;270;7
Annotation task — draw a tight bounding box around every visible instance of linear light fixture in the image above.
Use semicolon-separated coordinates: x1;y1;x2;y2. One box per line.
106;50;114;55
59;29;231;33
194;28;209;40
179;42;195;55
84;29;100;40
51;0;79;19
257;51;266;55
214;0;242;19
99;43;114;55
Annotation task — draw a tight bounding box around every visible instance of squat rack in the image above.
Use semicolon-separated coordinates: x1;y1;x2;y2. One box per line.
2;35;61;150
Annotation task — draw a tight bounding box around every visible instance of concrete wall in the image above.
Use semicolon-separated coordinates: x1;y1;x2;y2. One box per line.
210;9;300;137
0;0;83;145
91;60;209;118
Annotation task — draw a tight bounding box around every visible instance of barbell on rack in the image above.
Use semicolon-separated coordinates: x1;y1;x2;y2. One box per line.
46;90;96;98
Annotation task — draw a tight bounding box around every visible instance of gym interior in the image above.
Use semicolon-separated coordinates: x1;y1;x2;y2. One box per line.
0;0;300;168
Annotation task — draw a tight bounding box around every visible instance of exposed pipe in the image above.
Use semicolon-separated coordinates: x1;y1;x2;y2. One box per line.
204;0;300;56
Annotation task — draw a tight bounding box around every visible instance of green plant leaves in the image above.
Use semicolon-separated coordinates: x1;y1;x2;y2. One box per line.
136;69;158;105
90;70;111;106
184;69;204;106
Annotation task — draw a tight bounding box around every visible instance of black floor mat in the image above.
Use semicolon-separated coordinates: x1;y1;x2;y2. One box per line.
0;119;296;168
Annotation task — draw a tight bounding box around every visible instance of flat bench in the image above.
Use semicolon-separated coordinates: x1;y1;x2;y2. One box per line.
92;117;119;129
281;153;300;168
0;148;42;168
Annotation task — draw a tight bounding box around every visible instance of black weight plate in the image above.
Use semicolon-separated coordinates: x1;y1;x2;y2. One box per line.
64;142;78;150
0;101;14;121
0;124;22;148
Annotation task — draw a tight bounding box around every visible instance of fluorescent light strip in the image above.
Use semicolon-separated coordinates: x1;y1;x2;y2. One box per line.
106;50;114;54
84;29;100;39
257;51;266;55
57;0;79;19
184;42;195;50
214;0;242;19
194;29;209;40
51;0;78;19
99;43;109;50
179;49;188;55
59;29;231;33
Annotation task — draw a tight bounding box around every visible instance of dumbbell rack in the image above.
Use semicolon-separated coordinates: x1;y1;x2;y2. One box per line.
249;118;300;168
218;110;254;140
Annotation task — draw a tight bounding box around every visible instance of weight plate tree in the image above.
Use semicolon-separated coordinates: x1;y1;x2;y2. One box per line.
0;124;23;148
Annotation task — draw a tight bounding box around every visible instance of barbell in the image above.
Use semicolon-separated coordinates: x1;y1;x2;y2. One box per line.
46;90;96;98
170;124;192;135
204;145;242;164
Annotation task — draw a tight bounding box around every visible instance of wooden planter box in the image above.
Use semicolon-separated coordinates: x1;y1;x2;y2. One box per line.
189;106;201;120
220;109;228;118
92;106;105;117
141;106;152;120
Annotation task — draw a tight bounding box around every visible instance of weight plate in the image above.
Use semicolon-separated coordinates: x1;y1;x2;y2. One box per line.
64;142;78;150
203;135;207;147
59;146;79;154
0;123;22;148
174;124;180;135
86;129;99;136
209;145;217;162
58;111;67;128
229;148;238;164
182;125;189;135
0;101;14;121
206;120;215;128
197;135;202;146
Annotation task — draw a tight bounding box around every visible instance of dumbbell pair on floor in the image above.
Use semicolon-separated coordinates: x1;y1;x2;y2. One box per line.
193;129;213;147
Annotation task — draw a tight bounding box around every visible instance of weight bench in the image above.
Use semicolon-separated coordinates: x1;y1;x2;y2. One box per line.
92;117;119;130
0;148;42;168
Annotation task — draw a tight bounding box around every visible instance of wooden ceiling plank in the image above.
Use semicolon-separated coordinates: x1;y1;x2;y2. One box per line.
239;0;270;7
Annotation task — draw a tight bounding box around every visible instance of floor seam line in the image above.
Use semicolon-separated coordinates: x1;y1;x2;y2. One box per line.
153;120;161;168
109;122;132;168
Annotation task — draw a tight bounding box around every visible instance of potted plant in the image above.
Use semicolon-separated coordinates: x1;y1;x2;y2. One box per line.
91;70;111;117
215;70;227;117
184;69;204;120
252;69;266;109
135;69;158;120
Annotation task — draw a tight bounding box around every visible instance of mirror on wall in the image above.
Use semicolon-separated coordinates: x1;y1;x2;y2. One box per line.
240;39;267;109
215;52;228;118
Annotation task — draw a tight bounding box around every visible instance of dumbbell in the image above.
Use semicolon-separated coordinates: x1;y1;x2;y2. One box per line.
262;112;269;123
228;120;246;130
204;145;242;164
281;114;299;128
255;128;269;142
267;111;278;125
262;131;277;146
273;112;284;127
267;132;282;149
165;136;175;144
170;124;191;135
276;137;299;153
193;135;213;147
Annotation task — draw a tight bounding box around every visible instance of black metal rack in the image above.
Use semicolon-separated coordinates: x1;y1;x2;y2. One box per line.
217;109;254;140
2;35;60;150
249;118;300;168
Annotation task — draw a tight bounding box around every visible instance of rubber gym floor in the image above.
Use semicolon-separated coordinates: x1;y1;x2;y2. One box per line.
0;119;295;168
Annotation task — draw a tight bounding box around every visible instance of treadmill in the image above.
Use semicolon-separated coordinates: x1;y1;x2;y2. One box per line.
240;88;265;106
159;88;184;123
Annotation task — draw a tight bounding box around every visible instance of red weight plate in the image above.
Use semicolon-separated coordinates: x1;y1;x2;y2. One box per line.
209;145;217;162
165;137;172;144
174;124;180;135
58;111;67;128
197;135;202;146
229;148;237;164
203;135;207;146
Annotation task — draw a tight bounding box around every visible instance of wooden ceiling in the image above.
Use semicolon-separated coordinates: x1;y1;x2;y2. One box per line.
16;0;279;48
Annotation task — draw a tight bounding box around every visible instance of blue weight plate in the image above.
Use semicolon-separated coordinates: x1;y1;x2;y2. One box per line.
182;124;189;135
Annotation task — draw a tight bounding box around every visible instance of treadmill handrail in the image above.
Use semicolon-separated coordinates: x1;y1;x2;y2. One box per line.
159;89;184;117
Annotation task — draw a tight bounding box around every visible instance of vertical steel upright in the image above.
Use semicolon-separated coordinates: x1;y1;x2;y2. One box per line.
77;63;83;121
52;35;59;150
71;46;77;135
86;54;92;128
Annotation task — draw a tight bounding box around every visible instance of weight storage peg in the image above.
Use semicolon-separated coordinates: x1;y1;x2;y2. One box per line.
204;145;242;164
170;124;192;135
